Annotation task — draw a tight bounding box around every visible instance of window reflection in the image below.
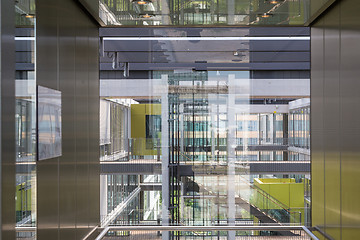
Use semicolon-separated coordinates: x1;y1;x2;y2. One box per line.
93;0;310;26
15;1;36;238
99;28;311;238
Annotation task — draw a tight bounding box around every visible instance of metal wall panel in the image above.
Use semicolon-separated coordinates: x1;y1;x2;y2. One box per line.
339;0;360;239
323;6;341;239
310;20;325;238
36;0;60;239
88;25;100;229
324;5;340;239
75;11;90;238
36;0;99;239
311;0;360;239
0;0;16;239
58;0;77;239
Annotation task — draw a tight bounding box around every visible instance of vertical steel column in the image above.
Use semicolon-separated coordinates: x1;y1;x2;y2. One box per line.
179;104;184;154
0;0;15;238
100;175;108;224
161;75;170;240
227;75;236;240
211;104;215;161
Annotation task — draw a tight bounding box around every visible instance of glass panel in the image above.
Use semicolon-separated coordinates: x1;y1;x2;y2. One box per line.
15;0;36;239
99;28;310;239
102;228;312;239
81;0;311;26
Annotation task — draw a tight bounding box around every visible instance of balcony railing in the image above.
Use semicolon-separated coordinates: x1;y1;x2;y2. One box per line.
93;225;320;240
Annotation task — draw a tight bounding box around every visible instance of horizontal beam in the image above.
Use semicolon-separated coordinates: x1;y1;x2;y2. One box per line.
100;161;310;175
100;62;310;71
95;225;319;240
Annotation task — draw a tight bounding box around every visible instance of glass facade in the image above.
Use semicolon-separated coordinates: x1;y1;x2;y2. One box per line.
289;106;310;150
5;0;360;239
98;27;311;239
82;0;311;26
15;1;36;237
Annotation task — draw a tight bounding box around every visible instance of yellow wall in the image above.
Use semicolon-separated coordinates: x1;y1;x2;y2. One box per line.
254;178;304;209
310;1;360;238
131;104;161;156
253;178;305;224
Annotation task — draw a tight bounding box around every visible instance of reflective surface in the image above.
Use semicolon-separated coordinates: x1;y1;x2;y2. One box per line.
311;0;360;239
1;0;16;239
35;0;100;239
99;27;311;239
103;229;312;239
15;1;37;237
81;0;310;26
37;86;62;160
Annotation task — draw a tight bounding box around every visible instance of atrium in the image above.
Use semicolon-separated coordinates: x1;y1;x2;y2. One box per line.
0;0;357;239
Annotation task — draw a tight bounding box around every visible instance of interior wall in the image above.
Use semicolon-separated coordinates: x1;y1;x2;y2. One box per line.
311;0;360;239
0;1;15;239
36;0;99;239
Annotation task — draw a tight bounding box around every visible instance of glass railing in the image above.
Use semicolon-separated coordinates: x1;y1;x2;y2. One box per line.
250;184;302;225
100;137;311;163
94;226;319;240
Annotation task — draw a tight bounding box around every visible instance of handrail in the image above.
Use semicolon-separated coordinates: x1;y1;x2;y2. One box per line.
252;184;289;210
101;186;141;227
251;184;302;224
179;151;193;162
313;226;335;240
95;225;320;240
15;226;36;232
82;225;99;240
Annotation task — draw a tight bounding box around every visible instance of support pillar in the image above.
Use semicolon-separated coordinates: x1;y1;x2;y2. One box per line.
227;75;236;240
161;75;170;240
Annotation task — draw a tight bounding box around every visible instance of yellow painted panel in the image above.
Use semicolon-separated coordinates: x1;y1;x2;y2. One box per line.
341;152;360;240
253;178;305;224
131;104;161;156
145;104;161;115
254;178;304;208
289;184;304;208
268;184;290;207
312;150;325;230
324;152;341;240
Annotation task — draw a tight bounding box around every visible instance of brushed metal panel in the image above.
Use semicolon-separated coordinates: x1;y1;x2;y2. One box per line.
36;0;100;239
0;0;16;239
58;0;77;239
75;11;91;239
310;21;325;230
340;0;360;238
312;1;360;238
36;0;60;239
323;6;341;239
87;26;100;227
37;159;60;240
36;0;58;90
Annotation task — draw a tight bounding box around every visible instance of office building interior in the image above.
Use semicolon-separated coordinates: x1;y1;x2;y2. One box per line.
0;0;358;239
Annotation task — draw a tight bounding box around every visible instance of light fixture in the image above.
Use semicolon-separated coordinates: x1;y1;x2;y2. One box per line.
257;13;273;18
140;13;154;18
132;0;152;5
21;13;35;19
265;0;284;4
20;0;36;19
